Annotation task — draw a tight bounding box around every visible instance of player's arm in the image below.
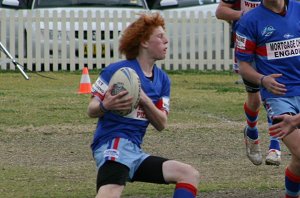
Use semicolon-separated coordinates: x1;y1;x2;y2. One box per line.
235;22;286;95
139;90;168;131
239;61;264;85
239;61;286;95
215;0;243;22
87;96;106;118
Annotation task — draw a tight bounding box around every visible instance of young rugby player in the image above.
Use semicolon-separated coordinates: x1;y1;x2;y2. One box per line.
235;0;300;196
87;12;200;198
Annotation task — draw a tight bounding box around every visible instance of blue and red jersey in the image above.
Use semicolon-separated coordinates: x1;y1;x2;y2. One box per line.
235;0;300;100
90;59;171;152
222;0;261;49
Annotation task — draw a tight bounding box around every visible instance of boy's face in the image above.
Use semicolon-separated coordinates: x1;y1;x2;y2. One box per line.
145;26;168;60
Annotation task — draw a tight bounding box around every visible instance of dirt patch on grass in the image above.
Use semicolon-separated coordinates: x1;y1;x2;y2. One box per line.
0;120;290;197
200;189;285;198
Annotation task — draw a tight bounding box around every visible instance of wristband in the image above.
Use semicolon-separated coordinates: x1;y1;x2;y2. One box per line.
260;75;266;87
99;101;109;113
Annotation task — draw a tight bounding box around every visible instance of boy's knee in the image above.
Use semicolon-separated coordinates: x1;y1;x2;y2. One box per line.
183;165;200;185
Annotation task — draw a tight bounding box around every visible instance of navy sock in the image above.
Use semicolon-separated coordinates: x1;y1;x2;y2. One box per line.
285;168;300;198
269;137;280;151
244;103;259;140
173;183;197;198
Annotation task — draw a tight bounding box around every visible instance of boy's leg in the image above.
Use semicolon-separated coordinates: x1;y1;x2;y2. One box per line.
96;161;128;198
282;131;300;198
285;166;300;198
163;160;200;198
262;103;282;166
243;90;262;165
266;115;281;165
133;156;200;198
265;98;300;197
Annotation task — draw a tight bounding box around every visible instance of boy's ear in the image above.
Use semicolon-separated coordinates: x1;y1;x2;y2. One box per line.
141;40;149;48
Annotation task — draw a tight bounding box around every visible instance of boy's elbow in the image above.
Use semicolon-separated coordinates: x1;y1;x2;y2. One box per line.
156;121;167;132
87;110;93;118
87;107;97;118
215;10;221;19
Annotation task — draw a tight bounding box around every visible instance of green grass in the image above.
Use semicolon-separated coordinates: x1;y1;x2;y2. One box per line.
0;71;288;197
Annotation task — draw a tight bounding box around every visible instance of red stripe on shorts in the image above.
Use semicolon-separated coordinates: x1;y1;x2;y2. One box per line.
111;138;120;161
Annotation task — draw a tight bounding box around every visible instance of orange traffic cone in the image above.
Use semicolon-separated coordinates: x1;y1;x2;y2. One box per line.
78;67;92;94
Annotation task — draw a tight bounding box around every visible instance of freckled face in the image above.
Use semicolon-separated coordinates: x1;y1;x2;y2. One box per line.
145;26;168;60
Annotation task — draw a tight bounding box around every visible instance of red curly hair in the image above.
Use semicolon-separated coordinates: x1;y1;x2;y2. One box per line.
119;12;165;60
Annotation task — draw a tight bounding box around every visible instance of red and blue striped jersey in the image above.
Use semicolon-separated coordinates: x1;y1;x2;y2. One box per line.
90;59;171;152
235;0;300;100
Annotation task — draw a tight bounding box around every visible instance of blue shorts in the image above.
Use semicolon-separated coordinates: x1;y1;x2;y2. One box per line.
263;96;300;122
93;138;149;180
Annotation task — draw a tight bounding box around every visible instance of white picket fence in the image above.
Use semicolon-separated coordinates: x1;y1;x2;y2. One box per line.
0;9;233;72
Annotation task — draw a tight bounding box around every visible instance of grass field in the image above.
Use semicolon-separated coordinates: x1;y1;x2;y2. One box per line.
0;70;289;197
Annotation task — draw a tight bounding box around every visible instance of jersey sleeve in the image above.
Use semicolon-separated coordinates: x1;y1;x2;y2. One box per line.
91;69;112;101
156;73;171;114
235;19;257;63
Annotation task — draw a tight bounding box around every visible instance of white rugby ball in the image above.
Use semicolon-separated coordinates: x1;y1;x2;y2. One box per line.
108;67;141;116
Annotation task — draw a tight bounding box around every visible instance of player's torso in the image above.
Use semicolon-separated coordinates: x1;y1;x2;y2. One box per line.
96;60;170;124
91;60;170;149
247;1;300;98
253;6;300;64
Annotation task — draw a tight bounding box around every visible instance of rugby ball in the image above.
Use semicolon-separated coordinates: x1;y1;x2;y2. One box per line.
108;67;141;116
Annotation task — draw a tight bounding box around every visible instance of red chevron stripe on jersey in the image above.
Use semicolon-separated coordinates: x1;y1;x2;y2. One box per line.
256;45;268;57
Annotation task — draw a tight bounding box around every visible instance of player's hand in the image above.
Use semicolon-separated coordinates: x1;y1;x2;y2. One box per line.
269;114;297;139
102;86;133;112
261;74;286;95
